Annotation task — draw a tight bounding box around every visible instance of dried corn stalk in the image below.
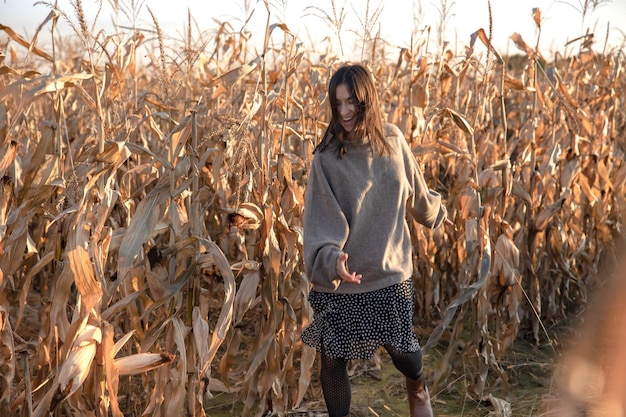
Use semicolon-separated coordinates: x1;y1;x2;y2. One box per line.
0;3;624;416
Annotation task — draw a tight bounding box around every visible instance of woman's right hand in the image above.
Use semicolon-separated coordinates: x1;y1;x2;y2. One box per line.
336;252;362;284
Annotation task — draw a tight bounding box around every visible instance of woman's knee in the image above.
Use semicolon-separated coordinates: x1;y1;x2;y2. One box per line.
385;345;423;380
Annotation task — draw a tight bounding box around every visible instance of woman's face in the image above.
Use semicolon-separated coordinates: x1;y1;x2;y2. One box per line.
335;84;357;133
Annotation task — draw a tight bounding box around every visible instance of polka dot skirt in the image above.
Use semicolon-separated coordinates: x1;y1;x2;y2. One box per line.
301;280;421;360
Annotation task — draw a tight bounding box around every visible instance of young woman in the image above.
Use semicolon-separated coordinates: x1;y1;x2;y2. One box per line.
302;63;448;417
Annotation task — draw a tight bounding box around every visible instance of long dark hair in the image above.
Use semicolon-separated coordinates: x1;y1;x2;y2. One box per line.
315;64;390;157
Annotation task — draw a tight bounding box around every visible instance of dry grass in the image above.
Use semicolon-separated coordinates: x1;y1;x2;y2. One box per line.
0;1;625;416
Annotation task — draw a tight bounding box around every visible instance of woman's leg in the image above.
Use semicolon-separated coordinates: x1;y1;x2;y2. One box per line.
383;344;423;380
320;350;351;417
384;345;433;417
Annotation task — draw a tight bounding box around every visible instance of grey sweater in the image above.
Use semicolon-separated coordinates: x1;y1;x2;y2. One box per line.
303;123;447;294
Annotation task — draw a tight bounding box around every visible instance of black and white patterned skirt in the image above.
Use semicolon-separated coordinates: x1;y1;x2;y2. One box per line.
301;280;421;360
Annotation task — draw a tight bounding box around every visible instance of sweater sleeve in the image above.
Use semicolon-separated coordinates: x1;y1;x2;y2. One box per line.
303;154;348;291
394;126;447;229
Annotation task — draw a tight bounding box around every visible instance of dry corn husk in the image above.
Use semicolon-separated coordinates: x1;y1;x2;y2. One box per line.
492;224;520;287
114;352;175;376
56;324;101;393
32;318;101;417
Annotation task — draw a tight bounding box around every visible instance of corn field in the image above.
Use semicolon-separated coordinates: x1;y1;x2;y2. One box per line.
0;0;625;416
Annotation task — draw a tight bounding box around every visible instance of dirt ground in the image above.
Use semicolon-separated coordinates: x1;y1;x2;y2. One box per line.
206;331;559;417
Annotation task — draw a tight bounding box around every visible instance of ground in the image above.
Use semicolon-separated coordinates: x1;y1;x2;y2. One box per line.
205;331;559;417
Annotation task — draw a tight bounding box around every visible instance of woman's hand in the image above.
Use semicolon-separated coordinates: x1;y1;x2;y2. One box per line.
336;252;362;284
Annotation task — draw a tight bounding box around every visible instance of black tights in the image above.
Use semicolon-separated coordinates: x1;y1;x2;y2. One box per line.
320;345;423;417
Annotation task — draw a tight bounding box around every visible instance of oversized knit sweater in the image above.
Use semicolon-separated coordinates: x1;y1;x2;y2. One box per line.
303;123;447;294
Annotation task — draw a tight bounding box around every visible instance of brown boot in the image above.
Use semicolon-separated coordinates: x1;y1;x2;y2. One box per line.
406;376;434;417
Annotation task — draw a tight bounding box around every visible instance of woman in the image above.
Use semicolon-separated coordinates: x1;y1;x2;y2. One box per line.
302;63;448;417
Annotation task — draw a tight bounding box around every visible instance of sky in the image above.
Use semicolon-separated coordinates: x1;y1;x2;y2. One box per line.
2;0;626;59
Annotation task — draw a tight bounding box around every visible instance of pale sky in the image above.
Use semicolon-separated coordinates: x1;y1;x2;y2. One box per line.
3;0;626;58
